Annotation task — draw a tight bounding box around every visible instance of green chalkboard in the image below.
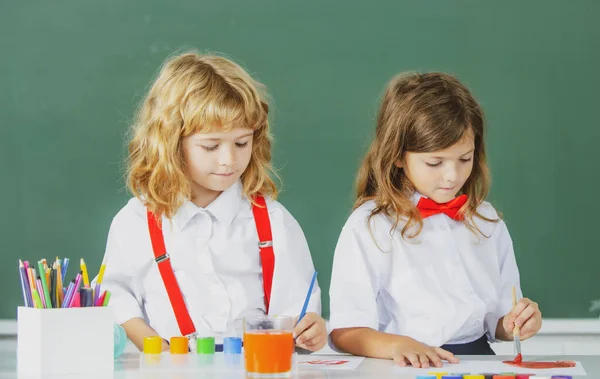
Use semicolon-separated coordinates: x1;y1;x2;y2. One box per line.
2;0;599;320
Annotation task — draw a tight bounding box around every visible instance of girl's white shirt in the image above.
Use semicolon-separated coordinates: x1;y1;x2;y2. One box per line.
329;192;521;346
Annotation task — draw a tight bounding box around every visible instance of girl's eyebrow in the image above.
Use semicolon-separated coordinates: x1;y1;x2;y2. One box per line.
195;132;254;142
428;149;475;160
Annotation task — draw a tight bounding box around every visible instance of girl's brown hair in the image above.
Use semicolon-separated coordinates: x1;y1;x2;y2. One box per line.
355;72;498;239
127;51;276;218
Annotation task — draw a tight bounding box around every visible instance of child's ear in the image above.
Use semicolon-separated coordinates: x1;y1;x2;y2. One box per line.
395;160;403;168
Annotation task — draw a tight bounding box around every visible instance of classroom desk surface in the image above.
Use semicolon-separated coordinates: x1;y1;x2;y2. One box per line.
1;351;599;378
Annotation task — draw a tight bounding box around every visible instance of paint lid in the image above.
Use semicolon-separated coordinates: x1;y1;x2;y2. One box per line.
442;376;462;379
223;337;242;354
515;375;534;379
196;336;215;354
416;376;437;379
494;376;516;379
170;336;189;354
143;336;163;354
464;376;485;379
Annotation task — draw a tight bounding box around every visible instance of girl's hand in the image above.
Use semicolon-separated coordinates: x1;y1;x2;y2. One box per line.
293;312;327;351
391;336;459;368
502;297;542;340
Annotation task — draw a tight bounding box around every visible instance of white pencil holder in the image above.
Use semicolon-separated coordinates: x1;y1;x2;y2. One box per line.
17;306;114;376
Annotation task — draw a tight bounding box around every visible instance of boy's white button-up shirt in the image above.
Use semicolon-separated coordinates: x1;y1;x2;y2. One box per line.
100;181;320;340
329;193;521;347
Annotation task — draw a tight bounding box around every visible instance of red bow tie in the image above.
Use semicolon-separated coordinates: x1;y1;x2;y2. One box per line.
416;194;468;220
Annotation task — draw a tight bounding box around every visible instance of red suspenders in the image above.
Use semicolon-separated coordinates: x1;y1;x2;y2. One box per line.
250;195;275;314
146;195;275;338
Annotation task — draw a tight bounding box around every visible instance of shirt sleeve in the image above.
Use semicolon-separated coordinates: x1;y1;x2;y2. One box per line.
328;212;382;332
485;219;522;342
268;204;321;319
99;216;145;325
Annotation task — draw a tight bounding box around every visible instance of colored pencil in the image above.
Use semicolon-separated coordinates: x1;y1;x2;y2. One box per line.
102;290;111;306
80;258;90;288
61;257;70;281
36;278;46;308
37;261;52;308
18;260;32;307
31;289;43;309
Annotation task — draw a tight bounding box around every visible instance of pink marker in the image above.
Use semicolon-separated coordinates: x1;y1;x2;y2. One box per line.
72;291;81;308
67;273;82;308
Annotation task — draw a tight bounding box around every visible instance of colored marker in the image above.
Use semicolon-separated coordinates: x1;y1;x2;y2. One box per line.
62;280;76;308
95;290;106;307
68;273;83;307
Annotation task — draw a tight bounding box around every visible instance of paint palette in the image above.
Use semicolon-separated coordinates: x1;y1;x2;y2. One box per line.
140;335;246;372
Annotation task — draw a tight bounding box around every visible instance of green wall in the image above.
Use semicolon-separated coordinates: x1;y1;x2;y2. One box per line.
2;0;599;319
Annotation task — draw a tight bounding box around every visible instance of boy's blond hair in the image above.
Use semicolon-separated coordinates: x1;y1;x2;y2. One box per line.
127;51;276;218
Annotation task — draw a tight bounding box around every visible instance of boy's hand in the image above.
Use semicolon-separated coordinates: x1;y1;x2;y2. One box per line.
502;297;542;340
293;312;327;352
391;336;459;368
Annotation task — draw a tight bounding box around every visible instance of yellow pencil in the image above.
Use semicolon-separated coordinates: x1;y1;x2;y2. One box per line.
27;268;36;296
97;256;107;285
80;258;90;287
56;261;63;307
45;268;50;289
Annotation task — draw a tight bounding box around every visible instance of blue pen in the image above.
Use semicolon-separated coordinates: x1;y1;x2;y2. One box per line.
298;271;318;323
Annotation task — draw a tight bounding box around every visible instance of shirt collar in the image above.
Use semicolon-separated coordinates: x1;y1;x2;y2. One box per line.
173;180;242;230
410;191;426;205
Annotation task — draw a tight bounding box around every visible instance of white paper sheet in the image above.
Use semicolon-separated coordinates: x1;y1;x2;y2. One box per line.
392;360;587;376
297;355;365;370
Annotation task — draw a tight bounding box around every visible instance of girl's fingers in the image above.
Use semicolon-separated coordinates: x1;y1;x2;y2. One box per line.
425;350;443;368
405;352;421;367
418;353;430;369
435;347;460;363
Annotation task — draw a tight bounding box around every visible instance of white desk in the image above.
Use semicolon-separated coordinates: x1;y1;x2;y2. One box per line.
1;352;599;378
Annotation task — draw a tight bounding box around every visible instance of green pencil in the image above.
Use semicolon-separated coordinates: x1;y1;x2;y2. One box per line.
32;288;43;309
37;260;52;308
102;290;111;306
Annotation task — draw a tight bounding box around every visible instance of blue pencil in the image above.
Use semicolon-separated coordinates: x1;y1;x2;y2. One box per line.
18;260;32;307
61;257;70;281
298;271;318;323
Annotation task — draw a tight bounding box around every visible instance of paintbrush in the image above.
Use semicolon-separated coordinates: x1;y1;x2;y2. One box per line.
512;286;522;362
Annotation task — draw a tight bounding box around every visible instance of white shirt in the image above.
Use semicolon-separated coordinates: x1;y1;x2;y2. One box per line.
100;181;320;340
329;193;521;347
